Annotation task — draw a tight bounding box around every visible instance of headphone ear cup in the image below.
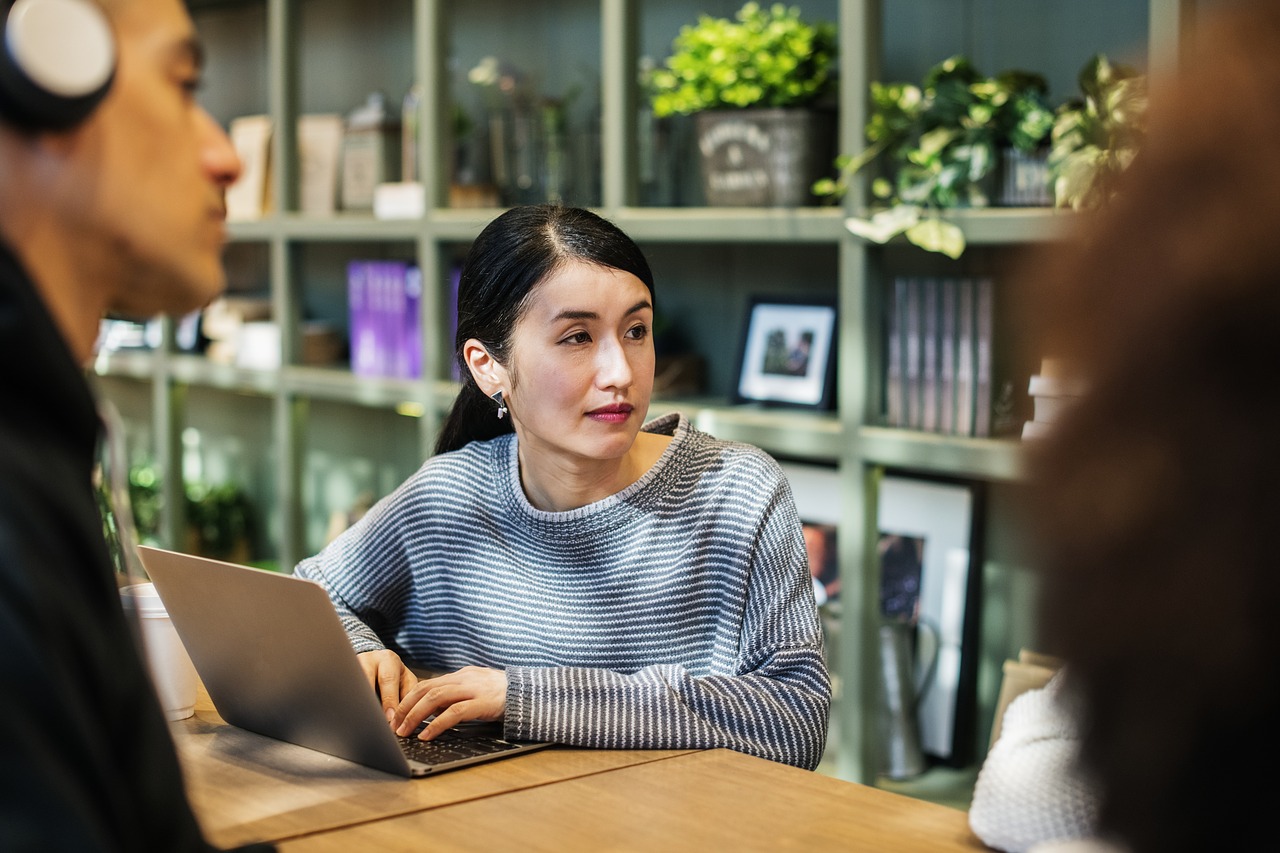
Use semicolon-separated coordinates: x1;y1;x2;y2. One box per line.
0;0;116;131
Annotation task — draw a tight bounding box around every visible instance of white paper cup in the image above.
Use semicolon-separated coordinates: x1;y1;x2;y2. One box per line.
121;582;198;721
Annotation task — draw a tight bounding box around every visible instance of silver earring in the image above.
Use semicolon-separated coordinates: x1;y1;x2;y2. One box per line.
491;390;508;419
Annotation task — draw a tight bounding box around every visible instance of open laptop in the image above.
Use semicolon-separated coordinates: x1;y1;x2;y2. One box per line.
136;545;552;778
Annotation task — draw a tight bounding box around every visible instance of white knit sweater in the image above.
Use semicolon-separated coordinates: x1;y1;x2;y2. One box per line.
969;672;1101;851
295;413;831;769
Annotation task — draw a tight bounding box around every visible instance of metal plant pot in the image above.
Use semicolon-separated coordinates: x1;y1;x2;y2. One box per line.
693;108;835;207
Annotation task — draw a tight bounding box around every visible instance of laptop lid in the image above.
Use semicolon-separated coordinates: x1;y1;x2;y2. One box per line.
136;546;549;778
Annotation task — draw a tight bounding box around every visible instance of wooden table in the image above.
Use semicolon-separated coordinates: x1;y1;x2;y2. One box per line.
173;691;988;851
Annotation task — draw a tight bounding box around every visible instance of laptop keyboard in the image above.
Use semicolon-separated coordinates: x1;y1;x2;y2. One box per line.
398;727;523;766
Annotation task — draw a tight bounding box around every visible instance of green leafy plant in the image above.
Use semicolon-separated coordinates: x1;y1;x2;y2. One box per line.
1048;54;1147;210
185;482;257;562
814;56;1055;257
109;461;258;562
646;2;837;118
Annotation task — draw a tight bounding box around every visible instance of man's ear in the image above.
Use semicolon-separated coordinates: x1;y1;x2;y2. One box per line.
463;338;505;396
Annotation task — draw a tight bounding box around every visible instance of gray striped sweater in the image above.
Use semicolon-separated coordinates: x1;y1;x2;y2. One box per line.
295;413;830;769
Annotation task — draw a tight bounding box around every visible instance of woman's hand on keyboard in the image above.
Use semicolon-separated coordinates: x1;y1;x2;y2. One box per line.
392;666;508;740
357;649;419;723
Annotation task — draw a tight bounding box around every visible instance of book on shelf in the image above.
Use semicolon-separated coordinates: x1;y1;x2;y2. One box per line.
884;278;906;428
347;260;423;380
1022;358;1086;439
954;277;976;437
884;275;998;438
972;276;995;438
903;278;923;430
938;280;957;436
297;113;344;216
921;278;940;433
225;114;273;221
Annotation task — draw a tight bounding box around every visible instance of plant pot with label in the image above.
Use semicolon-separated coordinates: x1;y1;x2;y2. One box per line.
694;107;835;207
646;2;837;208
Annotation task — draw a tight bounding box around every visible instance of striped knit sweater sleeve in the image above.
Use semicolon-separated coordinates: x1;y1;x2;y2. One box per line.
295;413;831;769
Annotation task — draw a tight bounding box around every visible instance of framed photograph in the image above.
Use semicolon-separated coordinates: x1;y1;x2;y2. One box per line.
877;474;983;766
779;462;842;605
804;521;840;606
733;296;837;409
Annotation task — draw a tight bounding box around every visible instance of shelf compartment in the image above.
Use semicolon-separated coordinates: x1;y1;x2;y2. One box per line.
168;355;280;396
282;366;427;409
93;350;159;381
856;426;1024;482
614;207;845;244
688;405;842;464
846;207;1076;248
227;215;424;243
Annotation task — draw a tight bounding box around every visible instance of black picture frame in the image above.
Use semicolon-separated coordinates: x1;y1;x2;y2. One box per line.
732;295;838;410
876;472;985;767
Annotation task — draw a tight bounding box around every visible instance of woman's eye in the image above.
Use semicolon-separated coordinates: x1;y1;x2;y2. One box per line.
626;324;649;340
560;331;591;345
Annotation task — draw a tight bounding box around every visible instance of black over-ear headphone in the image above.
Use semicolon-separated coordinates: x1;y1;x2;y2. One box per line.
0;0;115;131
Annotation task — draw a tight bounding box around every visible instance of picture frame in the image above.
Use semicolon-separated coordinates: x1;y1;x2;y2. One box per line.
779;460;844;679
780;461;843;607
804;521;840;606
876;473;983;766
733;295;837;409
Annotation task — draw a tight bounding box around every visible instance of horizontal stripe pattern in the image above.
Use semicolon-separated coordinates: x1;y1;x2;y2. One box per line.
295;413;830;769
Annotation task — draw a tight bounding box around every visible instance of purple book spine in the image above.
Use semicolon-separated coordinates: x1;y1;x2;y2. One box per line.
348;260;375;376
382;261;405;379
402;264;423;379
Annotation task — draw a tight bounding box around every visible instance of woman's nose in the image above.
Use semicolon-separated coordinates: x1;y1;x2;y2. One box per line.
595;337;634;390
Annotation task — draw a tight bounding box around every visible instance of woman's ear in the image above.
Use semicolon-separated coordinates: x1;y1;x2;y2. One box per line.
463;339;505;396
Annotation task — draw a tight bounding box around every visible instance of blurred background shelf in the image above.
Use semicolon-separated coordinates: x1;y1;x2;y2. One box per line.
90;0;1193;799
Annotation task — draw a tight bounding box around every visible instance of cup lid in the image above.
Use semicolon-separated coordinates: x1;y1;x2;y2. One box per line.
120;582;168;616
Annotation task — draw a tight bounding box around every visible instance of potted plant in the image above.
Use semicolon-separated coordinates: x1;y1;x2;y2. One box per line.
646;2;837;207
184;481;257;564
1047;54;1147;210
814;56;1055;257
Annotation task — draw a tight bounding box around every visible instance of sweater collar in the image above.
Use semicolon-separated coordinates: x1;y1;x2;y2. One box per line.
498;412;692;527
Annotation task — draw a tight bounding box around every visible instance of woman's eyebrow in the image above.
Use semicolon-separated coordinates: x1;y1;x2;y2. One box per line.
553;300;652;323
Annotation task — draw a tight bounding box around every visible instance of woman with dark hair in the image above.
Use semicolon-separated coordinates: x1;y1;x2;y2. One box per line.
295;205;830;769
971;3;1280;851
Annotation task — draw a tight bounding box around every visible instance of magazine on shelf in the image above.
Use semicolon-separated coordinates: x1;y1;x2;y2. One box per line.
348;260;423;380
973;276;995;438
953;277;976;437
884;275;1001;437
884;278;907;428
938;279;958;435
903;278;923;430
921;278;940;433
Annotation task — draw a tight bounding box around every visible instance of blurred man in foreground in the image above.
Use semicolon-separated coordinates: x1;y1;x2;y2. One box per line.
0;1;262;848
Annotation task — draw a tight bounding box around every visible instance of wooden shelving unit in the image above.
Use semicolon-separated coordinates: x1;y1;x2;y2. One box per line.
92;0;1194;795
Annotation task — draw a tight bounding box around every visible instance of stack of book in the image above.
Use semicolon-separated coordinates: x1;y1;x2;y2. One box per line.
347;260;423;379
884;276;997;437
1022;359;1084;439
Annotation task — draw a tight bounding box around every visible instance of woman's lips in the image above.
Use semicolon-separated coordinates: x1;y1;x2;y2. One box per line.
587;404;633;423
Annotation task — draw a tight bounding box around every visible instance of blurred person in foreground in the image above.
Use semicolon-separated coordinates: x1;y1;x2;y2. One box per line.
1001;2;1280;851
0;0;263;849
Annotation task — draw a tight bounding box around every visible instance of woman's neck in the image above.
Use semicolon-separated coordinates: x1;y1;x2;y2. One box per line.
517;431;672;512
